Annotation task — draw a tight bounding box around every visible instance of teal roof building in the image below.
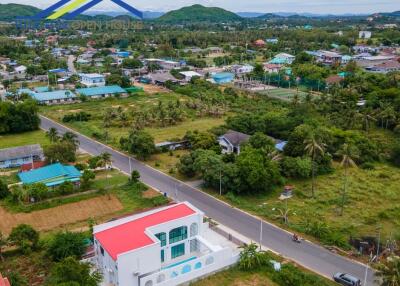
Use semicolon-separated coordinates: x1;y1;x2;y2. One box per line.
76;85;127;97
18;163;81;187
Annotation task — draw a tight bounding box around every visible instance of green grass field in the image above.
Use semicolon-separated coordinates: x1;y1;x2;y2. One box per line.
40;93;226;145
0;130;50;149
259;88;309;101
209;162;400;246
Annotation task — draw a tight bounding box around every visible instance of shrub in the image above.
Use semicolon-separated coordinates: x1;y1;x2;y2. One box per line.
281;157;312;179
8;224;39;253
47;231;86;262
391;143;400;167
58;181;74;195
0;179;10;199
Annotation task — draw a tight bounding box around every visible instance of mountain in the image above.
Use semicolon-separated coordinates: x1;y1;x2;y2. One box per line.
236;12;265;18
157;4;242;23
257;13;284;19
85;10;164;19
0;3;41;21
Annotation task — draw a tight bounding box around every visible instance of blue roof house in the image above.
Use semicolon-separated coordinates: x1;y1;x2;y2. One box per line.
18;163;82;187
212;72;235;84
76;85;128;99
31;90;77;105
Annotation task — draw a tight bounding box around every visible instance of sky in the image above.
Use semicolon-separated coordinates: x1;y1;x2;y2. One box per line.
0;0;399;14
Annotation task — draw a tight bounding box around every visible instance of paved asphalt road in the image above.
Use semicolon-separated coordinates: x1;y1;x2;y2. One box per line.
40;115;376;285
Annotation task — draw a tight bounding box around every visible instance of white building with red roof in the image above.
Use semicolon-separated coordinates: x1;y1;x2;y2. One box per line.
93;202;239;286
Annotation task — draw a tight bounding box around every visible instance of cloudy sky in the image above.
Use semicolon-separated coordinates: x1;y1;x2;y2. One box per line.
0;0;398;14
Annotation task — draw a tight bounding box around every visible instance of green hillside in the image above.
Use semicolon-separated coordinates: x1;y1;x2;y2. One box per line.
0;4;41;21
157;4;242;23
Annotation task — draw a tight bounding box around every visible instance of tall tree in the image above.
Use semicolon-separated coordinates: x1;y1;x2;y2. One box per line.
62;131;79;150
336;143;359;216
46;127;59;143
304;135;326;198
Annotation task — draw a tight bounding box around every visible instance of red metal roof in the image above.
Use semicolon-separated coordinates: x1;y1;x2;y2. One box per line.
20;161;46;172
95;203;196;260
0;273;10;286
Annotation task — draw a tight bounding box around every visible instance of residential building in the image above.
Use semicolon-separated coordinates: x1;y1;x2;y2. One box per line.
18;163;82;187
211;72;235;84
254;39;266;47
31;90;77;105
266;38;279;44
14;65;27;74
92;202;239;286
80;73;106;87
230;64;254;75
270;53;295;65
218;130;250;154
179;71;202;82
366;60;400;73
359;31;372;39
0;144;44;169
76;85;128;99
264;63;283;74
206;47;224;55
144;59;183;70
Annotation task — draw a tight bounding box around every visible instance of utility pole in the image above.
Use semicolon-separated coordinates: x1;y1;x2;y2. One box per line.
219;169;222;196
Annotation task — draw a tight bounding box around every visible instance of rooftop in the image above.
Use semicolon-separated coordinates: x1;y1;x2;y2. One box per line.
80;73;105;78
221;130;250;146
0;144;42;161
32;90;76;102
18;163;81;187
76;85;126;97
94;203;197;260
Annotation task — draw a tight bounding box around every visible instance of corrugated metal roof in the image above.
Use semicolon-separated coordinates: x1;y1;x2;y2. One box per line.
76;85;126;97
0;144;43;161
18;163;81;186
32;90;76;102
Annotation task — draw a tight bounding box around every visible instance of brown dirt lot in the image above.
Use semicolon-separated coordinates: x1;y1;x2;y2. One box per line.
0;195;123;234
134;82;170;94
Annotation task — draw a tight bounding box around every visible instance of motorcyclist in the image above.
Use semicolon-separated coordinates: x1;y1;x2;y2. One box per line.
292;233;299;242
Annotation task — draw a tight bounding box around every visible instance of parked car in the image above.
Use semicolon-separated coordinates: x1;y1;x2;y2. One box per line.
333;273;362;286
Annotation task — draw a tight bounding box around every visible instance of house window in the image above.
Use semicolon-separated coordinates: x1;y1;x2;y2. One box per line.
23;157;31;162
155;232;167;247
169;226;187;244
0;161;4;165
161;249;165;263
171;243;185;259
100;246;104;256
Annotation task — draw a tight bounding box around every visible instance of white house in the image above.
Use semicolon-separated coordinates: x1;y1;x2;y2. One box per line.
230;64;254;75
179;71;202;82
218;130;250;155
14;65;27;74
80;73;106;87
359;31;372;39
92;202;239;286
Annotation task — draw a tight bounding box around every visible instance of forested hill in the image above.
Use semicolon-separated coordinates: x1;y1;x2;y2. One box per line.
157;4;242;23
0;4;41;21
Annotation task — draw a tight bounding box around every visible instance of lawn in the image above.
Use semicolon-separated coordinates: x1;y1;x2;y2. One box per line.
40;93;227;145
209;162;400;247
0;130;50;149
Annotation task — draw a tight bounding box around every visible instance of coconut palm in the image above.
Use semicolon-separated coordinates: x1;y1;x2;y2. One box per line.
376;255;400;286
62;131;79;150
46;127;59;143
97;152;112;199
357;108;377;133
304;135;326;198
336;143;359;216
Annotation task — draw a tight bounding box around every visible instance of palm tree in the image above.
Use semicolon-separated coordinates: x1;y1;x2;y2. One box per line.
62;132;79;150
336;143;359;216
97;152;112;199
46;127;59;143
376;255;400;286
358;109;377;133
304;135;326;198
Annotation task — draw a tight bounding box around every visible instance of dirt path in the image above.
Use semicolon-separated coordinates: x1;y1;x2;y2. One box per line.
0;195;123;234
